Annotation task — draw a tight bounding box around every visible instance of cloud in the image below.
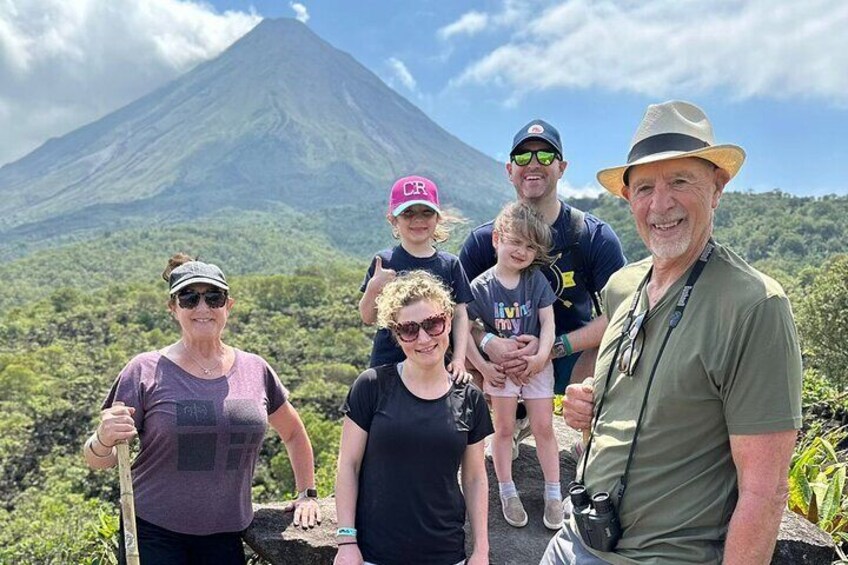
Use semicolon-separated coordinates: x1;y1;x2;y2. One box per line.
438;11;489;40
290;2;310;24
451;0;848;106
387;57;417;91
0;0;260;166
558;178;604;199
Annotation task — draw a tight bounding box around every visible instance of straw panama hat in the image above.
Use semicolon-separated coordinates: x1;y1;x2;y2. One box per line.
597;100;746;198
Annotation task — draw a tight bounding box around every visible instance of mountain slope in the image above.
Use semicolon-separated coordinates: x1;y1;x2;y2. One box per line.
0;18;510;246
0;206;360;313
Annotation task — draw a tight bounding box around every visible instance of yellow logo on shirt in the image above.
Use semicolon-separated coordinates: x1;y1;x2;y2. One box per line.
546;253;576;309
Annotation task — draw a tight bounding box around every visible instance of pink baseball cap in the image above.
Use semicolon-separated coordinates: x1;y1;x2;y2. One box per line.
388;175;441;216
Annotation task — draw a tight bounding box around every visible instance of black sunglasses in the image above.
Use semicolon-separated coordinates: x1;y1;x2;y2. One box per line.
176;289;229;309
510;149;560;167
391;313;448;343
617;312;646;376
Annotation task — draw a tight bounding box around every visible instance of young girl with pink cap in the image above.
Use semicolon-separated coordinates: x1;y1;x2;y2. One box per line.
359;175;472;380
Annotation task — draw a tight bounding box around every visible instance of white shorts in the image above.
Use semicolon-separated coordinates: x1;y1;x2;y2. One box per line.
484;360;554;400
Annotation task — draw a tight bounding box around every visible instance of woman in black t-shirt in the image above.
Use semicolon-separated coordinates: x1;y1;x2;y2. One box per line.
335;271;493;565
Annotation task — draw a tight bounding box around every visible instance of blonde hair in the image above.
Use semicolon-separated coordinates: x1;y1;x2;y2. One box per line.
390;208;465;244
375;271;455;329
493;202;554;268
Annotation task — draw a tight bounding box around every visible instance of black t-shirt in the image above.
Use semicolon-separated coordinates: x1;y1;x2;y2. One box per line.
360;245;474;367
342;364;493;565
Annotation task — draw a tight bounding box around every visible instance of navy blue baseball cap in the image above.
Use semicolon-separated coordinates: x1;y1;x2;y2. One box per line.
511;119;563;156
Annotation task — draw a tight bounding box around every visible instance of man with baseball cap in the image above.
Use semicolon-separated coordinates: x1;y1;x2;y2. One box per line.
460;119;626;455
542;100;802;564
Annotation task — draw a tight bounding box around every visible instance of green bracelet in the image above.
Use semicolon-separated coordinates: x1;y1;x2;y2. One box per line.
561;334;573;356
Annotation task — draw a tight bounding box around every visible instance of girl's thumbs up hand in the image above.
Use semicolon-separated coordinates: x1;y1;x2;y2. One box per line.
370;256;397;291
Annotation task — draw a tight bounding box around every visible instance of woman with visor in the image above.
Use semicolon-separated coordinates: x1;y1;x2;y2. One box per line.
335;271;492;565
83;253;321;564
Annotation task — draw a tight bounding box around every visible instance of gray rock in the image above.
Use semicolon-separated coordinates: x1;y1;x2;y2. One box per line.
464;418;582;564
244;418;836;564
243;499;337;564
770;509;837;565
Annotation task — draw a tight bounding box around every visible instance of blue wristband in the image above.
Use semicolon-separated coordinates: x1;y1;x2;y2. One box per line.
337;527;357;537
480;332;496;352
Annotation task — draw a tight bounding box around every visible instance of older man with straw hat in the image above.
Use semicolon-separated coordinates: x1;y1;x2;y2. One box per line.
541;100;802;564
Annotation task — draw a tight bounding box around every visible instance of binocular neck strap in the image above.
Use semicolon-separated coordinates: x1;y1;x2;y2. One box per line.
579;240;716;506
579;268;650;483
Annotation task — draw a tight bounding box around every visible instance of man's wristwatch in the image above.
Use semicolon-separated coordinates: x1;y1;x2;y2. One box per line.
297;488;318;499
552;336;567;359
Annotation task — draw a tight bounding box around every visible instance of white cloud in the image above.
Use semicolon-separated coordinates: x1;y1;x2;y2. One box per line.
0;0;260;166
451;0;848;106
290;2;310;24
558;178;603;199
387;57;417;91
438;11;489;40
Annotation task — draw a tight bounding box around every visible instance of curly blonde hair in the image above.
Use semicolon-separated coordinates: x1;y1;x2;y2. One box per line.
375;271;455;329
493;202;554;268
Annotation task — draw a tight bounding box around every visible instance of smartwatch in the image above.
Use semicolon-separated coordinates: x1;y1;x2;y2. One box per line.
298;488;318;499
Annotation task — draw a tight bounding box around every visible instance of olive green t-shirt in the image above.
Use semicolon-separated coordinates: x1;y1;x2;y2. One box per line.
580;242;802;565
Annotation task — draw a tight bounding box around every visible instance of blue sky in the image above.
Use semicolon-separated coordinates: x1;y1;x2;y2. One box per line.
1;0;845;197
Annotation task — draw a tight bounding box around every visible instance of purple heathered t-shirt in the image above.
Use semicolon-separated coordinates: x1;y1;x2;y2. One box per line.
102;349;288;535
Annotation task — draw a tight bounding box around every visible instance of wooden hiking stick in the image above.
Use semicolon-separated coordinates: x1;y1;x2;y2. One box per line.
116;440;140;565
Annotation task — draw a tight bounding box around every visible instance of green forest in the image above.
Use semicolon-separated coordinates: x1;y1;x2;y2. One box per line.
2;190;848;562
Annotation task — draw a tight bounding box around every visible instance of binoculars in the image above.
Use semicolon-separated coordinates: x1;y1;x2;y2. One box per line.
569;482;622;552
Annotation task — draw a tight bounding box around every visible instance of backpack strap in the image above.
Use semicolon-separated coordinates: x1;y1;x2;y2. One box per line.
567;207;603;316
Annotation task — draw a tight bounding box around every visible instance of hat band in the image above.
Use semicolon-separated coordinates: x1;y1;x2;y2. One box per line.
627;133;710;164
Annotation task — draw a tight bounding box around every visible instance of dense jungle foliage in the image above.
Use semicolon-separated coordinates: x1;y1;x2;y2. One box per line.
2;190;848;562
0;264;370;563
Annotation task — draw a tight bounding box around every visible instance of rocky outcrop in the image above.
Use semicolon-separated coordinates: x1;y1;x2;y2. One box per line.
244;419;836;564
771;510;837;565
243;499;338;565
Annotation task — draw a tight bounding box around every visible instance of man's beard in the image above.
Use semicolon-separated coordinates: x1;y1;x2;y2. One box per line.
649;230;692;260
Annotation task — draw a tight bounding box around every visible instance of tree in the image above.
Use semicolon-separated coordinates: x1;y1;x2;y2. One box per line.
796;254;848;389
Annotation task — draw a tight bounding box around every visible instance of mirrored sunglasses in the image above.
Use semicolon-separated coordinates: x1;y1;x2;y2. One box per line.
617;312;646;376
391;313;448;343
510;149;560;167
176;289;229;309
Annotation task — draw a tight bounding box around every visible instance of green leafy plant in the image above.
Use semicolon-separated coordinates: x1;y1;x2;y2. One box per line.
788;426;848;540
81;508;120;565
553;394;564;416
